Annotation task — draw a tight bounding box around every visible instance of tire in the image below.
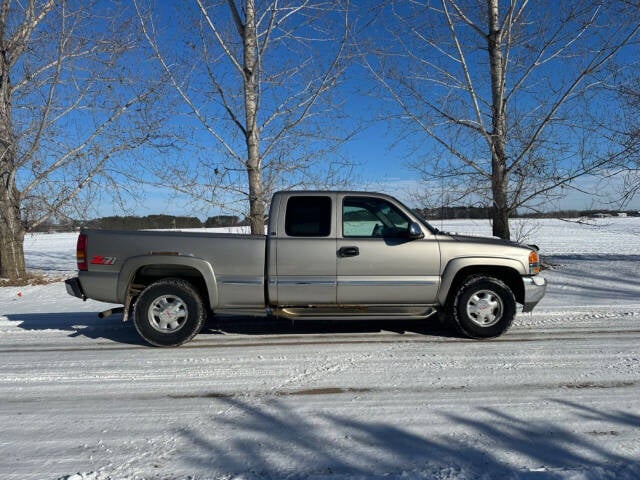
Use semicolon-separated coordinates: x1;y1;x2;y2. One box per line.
450;276;516;339
133;278;205;347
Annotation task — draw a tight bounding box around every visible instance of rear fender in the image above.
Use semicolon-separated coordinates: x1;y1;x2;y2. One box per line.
117;255;219;309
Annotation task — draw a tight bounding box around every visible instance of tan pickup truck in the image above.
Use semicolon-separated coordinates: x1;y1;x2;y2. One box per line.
66;191;546;346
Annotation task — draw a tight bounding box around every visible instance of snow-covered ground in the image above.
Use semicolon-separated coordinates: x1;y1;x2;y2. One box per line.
1;219;639;480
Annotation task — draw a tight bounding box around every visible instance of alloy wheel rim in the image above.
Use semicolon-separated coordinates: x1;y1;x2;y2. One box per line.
466;289;503;327
148;295;188;333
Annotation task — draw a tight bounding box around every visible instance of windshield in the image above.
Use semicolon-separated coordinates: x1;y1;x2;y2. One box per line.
387;198;440;234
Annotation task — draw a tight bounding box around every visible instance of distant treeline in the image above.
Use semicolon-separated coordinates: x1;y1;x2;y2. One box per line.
418;206;639;220
30;207;640;233
418;206;492;220
515;209;640;219
30;215;247;232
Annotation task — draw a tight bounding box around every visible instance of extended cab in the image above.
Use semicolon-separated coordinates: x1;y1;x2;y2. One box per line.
65;191;546;346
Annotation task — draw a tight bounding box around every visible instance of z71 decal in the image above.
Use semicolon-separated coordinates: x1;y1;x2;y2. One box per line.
90;256;117;266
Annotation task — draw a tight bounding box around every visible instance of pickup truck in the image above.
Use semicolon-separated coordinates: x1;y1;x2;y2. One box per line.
65;191;546;346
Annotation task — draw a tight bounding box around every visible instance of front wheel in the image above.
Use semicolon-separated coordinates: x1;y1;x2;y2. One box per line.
133;278;205;347
450;276;516;339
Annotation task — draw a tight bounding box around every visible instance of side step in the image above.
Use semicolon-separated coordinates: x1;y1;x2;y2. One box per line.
274;306;438;321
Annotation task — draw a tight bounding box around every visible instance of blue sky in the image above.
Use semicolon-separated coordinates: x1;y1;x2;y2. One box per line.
85;1;640;219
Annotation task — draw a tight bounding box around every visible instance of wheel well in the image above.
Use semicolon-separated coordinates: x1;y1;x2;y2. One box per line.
445;266;524;306
129;264;210;308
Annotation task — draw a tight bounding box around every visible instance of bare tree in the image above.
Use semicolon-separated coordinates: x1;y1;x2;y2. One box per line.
135;0;352;234
0;0;161;280
364;0;640;239
608;69;640;206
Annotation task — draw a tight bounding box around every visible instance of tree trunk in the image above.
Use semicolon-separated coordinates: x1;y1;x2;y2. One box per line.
490;165;510;240
487;0;510;240
0;49;26;279
0;192;26;280
242;0;265;234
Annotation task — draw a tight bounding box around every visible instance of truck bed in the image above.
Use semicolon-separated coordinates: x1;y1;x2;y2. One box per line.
79;229;267;308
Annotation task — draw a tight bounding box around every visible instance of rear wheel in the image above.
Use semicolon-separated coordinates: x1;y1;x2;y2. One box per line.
133;278;205;347
450;276;516;339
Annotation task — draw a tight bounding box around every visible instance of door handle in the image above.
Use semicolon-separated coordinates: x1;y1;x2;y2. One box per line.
338;246;359;258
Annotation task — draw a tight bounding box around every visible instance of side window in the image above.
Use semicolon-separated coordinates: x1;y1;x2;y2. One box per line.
343;197;410;238
285;196;332;237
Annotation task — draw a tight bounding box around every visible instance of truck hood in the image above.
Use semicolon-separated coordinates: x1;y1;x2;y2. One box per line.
444;232;534;251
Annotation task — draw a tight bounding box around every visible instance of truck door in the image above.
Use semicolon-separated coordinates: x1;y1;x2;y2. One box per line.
272;194;337;305
337;195;440;305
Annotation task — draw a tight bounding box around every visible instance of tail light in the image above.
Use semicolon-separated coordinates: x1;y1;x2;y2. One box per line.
77;233;88;271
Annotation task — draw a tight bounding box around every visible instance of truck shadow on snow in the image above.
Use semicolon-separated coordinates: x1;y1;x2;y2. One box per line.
201;314;458;338
7;311;460;346
5;312;146;346
169;394;640;478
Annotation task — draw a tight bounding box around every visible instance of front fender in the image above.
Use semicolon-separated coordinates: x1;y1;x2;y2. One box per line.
437;257;526;306
117;255;219;309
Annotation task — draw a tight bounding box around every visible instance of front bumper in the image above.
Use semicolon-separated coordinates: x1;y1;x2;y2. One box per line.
522;275;546;312
65;277;86;300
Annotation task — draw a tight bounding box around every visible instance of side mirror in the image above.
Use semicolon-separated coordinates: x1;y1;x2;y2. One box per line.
408;222;425;239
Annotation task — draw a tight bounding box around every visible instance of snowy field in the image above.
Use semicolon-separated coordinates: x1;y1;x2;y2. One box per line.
1;218;639;480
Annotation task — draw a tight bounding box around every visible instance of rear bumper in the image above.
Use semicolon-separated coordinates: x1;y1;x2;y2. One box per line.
65;277;86;300
522;275;546;312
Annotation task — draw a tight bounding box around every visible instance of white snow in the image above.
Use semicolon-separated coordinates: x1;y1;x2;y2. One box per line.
1;219;639;480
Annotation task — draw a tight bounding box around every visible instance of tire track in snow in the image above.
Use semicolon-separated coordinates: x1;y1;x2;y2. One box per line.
2;323;640;355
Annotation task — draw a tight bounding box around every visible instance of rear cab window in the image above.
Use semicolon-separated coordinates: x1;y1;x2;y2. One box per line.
285;196;332;237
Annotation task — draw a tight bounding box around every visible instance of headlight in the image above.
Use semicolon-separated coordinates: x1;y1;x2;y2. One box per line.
529;250;540;275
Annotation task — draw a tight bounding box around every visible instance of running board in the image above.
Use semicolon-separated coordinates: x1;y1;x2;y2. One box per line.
274;306;438;321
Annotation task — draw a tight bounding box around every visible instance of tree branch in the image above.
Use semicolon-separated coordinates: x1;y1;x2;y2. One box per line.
226;0;245;37
360;46;489;179
510;21;640;171
441;0;492;148
261;1;349;160
22;92;146;197
7;0;55;66
195;0;245;78
134;0;242;162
